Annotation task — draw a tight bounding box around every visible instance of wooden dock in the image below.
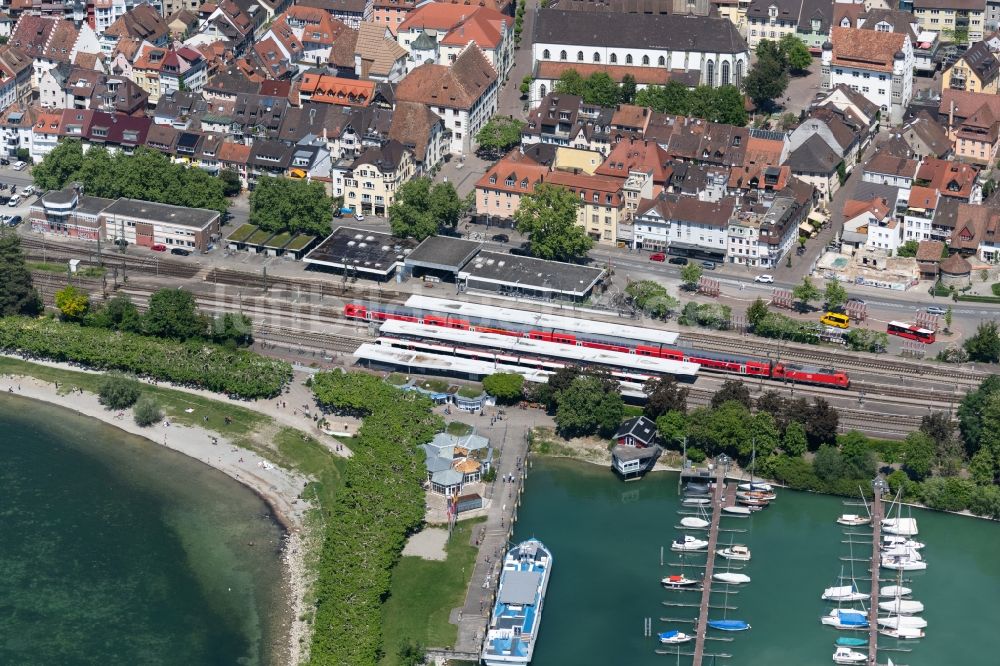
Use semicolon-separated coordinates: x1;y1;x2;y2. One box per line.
868;489;884;663
691;463;729;666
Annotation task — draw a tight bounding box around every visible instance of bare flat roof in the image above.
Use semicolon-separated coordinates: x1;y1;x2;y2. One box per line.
303;226;417;275
405;235;482;271
101;198;219;229
459;251;605;297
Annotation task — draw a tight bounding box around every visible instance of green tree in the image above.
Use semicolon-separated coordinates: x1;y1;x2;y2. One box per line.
211;312;254;347
31;138;85;191
0;234;42;316
813;444;845;482
839;431;877;479
397;640;426;666
634;81;690;115
778;33;812;72
86;294;142;332
824;280;848;310
644;376;689;419
483;372;525;404
219;168;242;197
958;375;1000;456
746;297;769;329
945;305;953;331
626;280;679;318
896;240;920;258
742;41;789;110
792;276;821;311
711;379;753;409
143;288;206;340
656;410;687;446
133;395;163;427
97;373;142;410
389;178;464;240
554;69;586;96
249;176;333;236
680;262;703;290
710;85;749;126
964;321;1000;363
515;183;593;262
805;398;839;449
554;374;624;438
620;74;637;103
54;285;90;321
584;72;622;107
475;116;526;156
519;75;533;96
902;431;935;481
782;420;808;457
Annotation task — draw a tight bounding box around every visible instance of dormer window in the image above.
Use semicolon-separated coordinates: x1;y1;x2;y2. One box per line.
489;175;497;184
505;177;514;186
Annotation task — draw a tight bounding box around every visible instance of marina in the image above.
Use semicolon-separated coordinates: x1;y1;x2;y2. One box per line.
512;458;1000;665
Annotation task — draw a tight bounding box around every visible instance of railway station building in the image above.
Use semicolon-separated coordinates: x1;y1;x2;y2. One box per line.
302;226;418;281
457;251;607;302
403;235;482;283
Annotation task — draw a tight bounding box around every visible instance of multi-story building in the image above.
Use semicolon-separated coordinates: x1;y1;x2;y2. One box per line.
820;27;913;125
521;93;615;155
903;186;945;243
726;195;800;268
397;4;513;77
343;139;415;216
0;46;33;116
395;45;498;155
475;150;549;223
132;45;206;105
912;0;985;45
372;0;416;35
745;0;833;51
530;9;750;105
942;40;999;93
632;193;737;261
545;170;625;245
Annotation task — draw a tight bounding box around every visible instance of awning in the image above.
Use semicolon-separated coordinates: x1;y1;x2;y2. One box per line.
289;168;306;178
799;222;814;233
807;212;826;224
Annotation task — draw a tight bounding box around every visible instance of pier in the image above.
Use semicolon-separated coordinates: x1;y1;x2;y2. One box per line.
868;487;884;663
690;462;729;666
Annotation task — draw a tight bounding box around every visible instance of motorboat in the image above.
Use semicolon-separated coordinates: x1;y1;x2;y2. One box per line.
882;545;922;561
716;545;751;561
722;505;751;515
682;497;712;507
822;585;867;602
657;630;693;645
878;599;924;615
821;610;869;630
835;637;868;648
878;615;927;630
882;535;925;551
879;626;925;640
661;574;700;588
671;535;709;552
836;514;870;526
680;516;710;529
738;481;773;492
736;495;770;508
833;646;868;664
707;619;750;632
736;489;776;501
713;572;751;584
881;517;918;536
880;585;912;599
684;482;711;496
482;539;553;666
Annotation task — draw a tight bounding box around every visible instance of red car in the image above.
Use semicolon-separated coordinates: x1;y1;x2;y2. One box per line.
649;252;666;262
151;243;167;252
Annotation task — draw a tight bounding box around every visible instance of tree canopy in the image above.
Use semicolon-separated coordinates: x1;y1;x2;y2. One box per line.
964;321;1000;363
779;34;812;72
249;176;334;236
792;276;820;311
625;280;679;319
680;263;702;289
483;373;525;404
514;183;593;262
634;83;748;126
0;234;41;317
54;285;90;321
475;116;526;156
554;69;625;107
33;142;229;214
644;376;689;419
144;288;207;341
824;280;848;310
743;40;790;110
554;374;624;438
388;178;466;241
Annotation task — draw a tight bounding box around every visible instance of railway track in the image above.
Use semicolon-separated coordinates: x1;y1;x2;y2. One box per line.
20;236;201;280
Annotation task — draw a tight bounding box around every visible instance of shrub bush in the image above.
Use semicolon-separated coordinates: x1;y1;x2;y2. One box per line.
97;373;141;409
133;395;163;427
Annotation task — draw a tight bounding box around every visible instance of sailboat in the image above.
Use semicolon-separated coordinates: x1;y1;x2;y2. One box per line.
835;637;868;647
657;630;693;644
879;626;925;640
880;585;912;599
661;574;700;588
707;619;750;631
877;615;928;630
821;609;869;630
713;571;751;584
822;566;867;602
878;598;924;615
680;516;710;528
881;488;918;535
836;514;870;526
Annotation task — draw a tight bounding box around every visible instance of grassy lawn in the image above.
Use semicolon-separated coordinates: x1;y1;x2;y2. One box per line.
28;262;105;277
272;427;346;511
528;427;576;457
386;372;410;386
416;378;451;393
379;517;485;666
455;384;483;399
446;421;474;436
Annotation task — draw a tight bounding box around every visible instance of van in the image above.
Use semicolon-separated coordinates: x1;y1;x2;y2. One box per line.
820;312;850;329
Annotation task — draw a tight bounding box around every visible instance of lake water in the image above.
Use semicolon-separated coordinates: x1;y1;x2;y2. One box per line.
515;458;1000;665
0;394;288;666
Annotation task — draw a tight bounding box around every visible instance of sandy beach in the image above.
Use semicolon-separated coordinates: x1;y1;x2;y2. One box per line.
0;366;316;665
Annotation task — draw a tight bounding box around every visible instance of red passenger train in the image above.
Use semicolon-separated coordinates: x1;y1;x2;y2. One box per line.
344;303;850;389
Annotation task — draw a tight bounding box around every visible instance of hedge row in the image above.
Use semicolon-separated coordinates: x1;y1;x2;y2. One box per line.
0;317;291;399
309;372;443;665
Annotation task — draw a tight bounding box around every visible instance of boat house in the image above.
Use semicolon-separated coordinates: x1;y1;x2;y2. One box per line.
611;416;662;480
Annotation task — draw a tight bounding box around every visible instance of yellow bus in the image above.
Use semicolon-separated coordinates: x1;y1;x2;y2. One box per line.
820;312;850;329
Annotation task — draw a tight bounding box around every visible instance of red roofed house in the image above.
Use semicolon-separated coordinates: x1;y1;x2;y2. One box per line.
0;45;33;115
475;148;549;223
903;185;942;243
397;4;513;77
30;109;63;160
299;72;375;106
133;45;206;104
10;14;101;88
842;196;901;254
916;157;981;204
545;169;626;244
821;26;913;124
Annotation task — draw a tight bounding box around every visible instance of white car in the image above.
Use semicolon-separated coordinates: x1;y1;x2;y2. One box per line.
8;195;20;207
926;306;947;316
22;185;34;197
353;212;365;221
11;161;26;171
754;274;775;283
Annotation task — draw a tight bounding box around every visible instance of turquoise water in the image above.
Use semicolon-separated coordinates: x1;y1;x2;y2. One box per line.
515;458;1000;665
0;394;288;665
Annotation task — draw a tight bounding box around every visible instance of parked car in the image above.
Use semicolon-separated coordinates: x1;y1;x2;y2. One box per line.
22;185;33;197
668;256;688;265
8;195;20;207
170;247;191;256
0;158;9;166
151;243;167;252
846;297;866;306
12;161;26;171
7;215;21;227
491;233;510;243
926;306;947;316
649;252;666;262
353;212;365;221
754;274;774;283
701;260;716;270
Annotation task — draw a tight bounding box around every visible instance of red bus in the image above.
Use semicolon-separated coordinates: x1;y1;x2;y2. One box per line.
887;321;936;344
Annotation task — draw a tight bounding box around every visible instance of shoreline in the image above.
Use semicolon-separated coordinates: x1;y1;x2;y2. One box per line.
0;372;314;666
